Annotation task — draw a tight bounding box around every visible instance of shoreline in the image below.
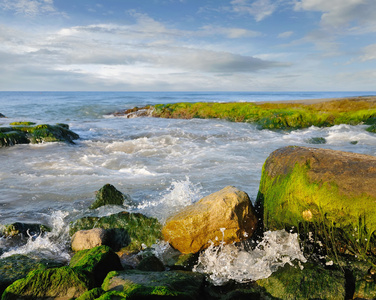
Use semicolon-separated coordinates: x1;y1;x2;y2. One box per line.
255;95;376;105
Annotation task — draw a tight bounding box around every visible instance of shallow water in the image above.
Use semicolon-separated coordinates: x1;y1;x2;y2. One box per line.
1;91;376;281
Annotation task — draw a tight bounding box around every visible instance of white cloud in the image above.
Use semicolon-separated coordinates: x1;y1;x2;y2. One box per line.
278;31;293;38
231;0;279;22
294;0;376;28
360;44;376;61
0;0;57;16
200;25;261;38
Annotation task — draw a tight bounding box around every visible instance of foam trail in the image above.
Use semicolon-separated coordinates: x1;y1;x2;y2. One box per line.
193;230;307;285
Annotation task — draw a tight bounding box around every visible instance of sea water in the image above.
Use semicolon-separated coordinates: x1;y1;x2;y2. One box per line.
1;91;376;283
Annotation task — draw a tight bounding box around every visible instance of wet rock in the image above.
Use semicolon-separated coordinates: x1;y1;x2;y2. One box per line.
89;184;125;209
71;228;108;252
0;113;6;118
0;222;50;238
162;186;258;254
101;270;205;299
136;254;165;272
0;123;79;147
0;254;63;295
305;136;326;144
256;262;346;299
2;266;94;300
69;245;123;286
69;212;162;253
256;146;376;257
76;287;105;300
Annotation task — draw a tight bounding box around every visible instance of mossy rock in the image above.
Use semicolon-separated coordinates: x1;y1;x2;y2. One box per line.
306;137;326;144
2;266;94;300
256;262;346;299
0;113;6;118
0;254;63;295
101;270;205;299
0;123;79;147
69;245;123;286
0;222;50;238
136;254;165;272
90;184;125;210
69;212;162;253
76;287;106;300
256;146;376;259
366;124;376;133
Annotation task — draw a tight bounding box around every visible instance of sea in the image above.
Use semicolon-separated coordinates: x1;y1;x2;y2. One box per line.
1;91;376;283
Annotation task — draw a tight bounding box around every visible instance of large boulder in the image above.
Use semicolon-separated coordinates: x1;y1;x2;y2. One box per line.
2;266;94;300
256;146;376;257
69;245;123;286
71;228;108;252
89;184;125;209
69;212;162;253
101;270;205;299
162;186;258;254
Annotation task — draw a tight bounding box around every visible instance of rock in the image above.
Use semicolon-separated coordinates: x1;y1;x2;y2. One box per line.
101;270;205;299
2;266;94;300
136;255;165;272
0;113;6;118
69;245;123;286
256;146;376;257
70;212;162;253
0;222;50;238
71;228;108;252
89;184;125;209
162;186;258;254
305;137;326;144
76;287;105;300
256;262;346;299
0;254;63;295
0;123;79;147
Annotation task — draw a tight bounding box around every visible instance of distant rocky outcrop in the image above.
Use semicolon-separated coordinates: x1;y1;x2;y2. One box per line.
256;146;376;257
162;186;258;254
0;123;79;147
0;113;6;118
89;184;126;209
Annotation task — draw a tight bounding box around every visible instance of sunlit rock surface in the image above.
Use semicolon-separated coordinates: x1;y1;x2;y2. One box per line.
162;186;258;254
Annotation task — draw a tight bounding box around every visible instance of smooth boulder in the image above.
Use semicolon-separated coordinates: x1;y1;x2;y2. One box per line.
256;146;376;256
162;186;258;254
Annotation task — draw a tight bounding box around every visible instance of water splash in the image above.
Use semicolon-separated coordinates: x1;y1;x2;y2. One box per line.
193;229;307;285
136;176;203;223
1;211;71;262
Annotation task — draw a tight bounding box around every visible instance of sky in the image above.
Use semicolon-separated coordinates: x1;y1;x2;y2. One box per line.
0;0;375;91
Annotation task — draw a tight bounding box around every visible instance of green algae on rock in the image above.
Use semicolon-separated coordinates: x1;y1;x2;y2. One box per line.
90;184;125;210
101;270;205;300
118;97;376;130
69;212;162;253
2;266;94;300
256;146;376;259
0;123;79;147
0;222;50;238
69;245;123;286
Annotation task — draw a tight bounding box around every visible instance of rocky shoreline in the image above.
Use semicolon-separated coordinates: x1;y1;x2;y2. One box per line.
1;146;376;299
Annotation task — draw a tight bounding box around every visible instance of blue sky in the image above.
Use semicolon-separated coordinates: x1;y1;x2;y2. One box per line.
0;0;375;91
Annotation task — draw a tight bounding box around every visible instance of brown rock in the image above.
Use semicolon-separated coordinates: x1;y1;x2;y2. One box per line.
71;228;107;252
162;186;258;254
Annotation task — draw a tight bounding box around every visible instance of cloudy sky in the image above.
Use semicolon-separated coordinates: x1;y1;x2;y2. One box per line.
0;0;375;91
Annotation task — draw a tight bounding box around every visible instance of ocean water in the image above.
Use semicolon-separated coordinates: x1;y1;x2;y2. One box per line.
1;91;376;282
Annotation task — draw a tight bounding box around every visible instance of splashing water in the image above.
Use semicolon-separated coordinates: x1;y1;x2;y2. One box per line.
193;230;307;285
137;176;203;223
1;211;71;262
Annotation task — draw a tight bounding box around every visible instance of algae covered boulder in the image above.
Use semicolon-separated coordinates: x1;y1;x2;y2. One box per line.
256;262;346;299
101;270;205;299
2;266;94;300
0;254;63;295
256;146;376;257
69;245;123;286
89;184;125;209
70;212;162;253
0;123;79;147
162;186;258;254
0;222;50;238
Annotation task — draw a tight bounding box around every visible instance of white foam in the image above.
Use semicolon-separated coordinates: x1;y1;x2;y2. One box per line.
193;229;307;285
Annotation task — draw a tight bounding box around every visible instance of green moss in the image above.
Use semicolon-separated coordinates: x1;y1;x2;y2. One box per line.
69;212;162;253
9;122;36;126
2;266;94;300
306;137;326;144
76;287;106;300
257;160;376;258
256;262;346;299
0;222;51;237
90;184;125;209
148;98;376;130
